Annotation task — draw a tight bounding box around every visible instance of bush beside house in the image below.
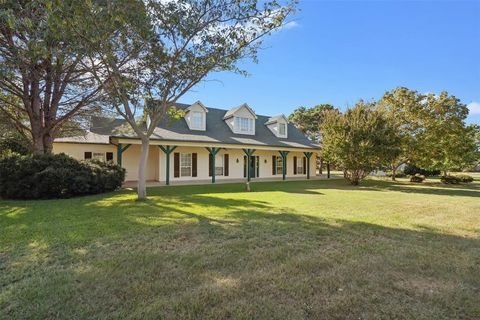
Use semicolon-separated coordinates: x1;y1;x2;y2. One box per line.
0;153;125;200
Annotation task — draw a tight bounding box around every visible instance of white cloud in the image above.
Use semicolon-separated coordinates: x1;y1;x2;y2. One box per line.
282;21;299;30
467;101;480;115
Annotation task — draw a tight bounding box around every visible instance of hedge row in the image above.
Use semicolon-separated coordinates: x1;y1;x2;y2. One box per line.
0;153;125;199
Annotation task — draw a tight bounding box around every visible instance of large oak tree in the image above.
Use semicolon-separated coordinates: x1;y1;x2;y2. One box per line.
0;0;106;153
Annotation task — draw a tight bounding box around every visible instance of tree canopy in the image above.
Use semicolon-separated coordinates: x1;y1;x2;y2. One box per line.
380;88;479;177
0;0;106;154
81;0;296;198
289;104;337;142
321;101;400;185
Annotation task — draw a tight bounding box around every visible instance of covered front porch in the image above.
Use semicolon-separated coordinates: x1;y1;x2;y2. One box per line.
112;137;321;185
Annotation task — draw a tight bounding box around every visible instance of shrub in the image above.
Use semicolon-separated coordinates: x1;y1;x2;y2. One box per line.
410;174;425;183
440;175;460;184
0;153;125;199
404;165;440;177
454;174;474;183
441;174;474;184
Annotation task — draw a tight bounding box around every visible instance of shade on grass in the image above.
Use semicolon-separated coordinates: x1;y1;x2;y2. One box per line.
1;177;479;319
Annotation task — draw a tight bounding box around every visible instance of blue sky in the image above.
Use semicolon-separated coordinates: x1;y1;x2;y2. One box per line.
182;0;480;124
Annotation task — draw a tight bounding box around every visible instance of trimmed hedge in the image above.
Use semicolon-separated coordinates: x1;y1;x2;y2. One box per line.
441;174;474;184
404;165;440;177
0;153;125;199
455;174;474;183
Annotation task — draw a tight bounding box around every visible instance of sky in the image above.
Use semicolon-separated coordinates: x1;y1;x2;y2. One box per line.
182;0;480;124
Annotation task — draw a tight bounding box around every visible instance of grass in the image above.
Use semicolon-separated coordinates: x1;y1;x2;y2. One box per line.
1;176;479;319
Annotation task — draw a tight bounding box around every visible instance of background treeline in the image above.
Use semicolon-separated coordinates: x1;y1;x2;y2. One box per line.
289;87;479;185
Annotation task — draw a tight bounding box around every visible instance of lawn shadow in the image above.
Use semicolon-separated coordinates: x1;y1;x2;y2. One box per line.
320;178;480;198
1;200;479;319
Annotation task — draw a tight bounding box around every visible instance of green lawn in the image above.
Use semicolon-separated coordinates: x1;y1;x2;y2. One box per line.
1;177;479;319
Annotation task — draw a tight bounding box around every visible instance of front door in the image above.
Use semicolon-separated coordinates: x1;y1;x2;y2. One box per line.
244;156;259;178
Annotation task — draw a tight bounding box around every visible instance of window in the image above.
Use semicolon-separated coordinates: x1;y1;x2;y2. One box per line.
234;117;254;133
276;156;283;175
84;152;92;160
106;152;114;162
180;153;192;177
93;152;105;161
279;123;286;136
191;111;203;129
297;157;304;174
215;154;223;176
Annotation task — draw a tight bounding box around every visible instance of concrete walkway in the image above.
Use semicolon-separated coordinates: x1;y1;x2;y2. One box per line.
123;174;342;188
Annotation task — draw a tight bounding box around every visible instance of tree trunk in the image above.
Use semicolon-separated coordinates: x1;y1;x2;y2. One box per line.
137;137;150;199
391;164;397;181
43;130;55;154
32;135;44;154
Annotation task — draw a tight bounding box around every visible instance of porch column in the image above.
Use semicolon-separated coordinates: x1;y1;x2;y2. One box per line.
158;145;177;185
206;147;221;183
278;151;289;181
304;152;313;179
116;143;131;167
327;161;331;179
242;148;256;182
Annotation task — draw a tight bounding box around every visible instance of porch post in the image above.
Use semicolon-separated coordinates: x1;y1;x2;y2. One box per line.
116;143;131;167
304;152;313;179
158;145;177;185
206;147;221;183
242;149;256;182
278;151;289;181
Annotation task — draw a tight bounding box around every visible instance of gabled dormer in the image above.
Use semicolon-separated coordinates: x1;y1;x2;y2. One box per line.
223;103;257;135
265;114;288;138
184;101;208;131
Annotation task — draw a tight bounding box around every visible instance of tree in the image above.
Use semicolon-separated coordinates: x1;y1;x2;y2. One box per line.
0;0;105;154
379;87;425;180
289;104;336;142
321;101;400;185
83;0;296;199
380;88;479;178
415;92;479;175
289;104;337;174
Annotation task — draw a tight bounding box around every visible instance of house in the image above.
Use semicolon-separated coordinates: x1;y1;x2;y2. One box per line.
53;102;320;184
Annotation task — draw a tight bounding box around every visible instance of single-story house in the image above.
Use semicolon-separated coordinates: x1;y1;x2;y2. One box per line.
53;102;321;184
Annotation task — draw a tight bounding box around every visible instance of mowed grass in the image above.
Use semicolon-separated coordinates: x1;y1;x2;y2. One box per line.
1;176;479;319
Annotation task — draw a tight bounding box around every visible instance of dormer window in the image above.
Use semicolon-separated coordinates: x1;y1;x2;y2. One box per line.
191;111;204;130
235;116;254;134
185;101;207;131
223;103;257;135
265;114;288;138
279;123;286;136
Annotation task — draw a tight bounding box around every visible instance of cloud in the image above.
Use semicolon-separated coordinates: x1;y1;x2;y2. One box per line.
282;21;299;30
467;101;480;115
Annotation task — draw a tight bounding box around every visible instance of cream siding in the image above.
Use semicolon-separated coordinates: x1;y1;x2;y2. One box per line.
53;142;318;184
53;143;117;162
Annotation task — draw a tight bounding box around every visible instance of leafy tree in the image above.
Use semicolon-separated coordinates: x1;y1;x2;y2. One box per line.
380;88;479;178
83;0;296;199
289;104;337;142
415;92;479;175
379;87;425;180
321;101;400;185
0;0;105;154
289;104;337;174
